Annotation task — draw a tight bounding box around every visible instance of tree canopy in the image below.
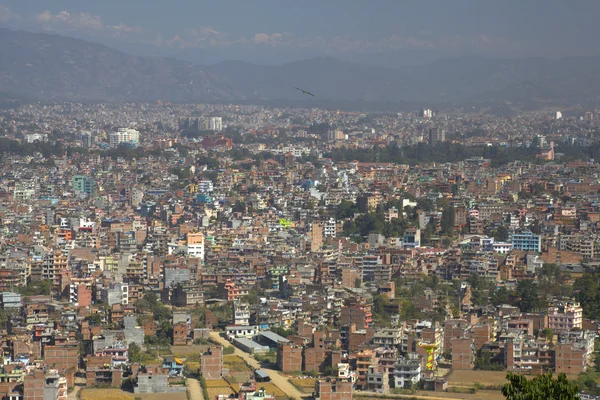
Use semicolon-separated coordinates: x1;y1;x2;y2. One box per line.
502;372;579;400
574;270;600;319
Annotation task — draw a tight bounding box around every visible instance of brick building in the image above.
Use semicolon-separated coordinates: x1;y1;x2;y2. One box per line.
24;369;67;400
200;346;223;379
340;305;372;329
86;355;123;387
172;321;189;346
314;379;353;400
23;370;44;400
340;268;360;289
451;338;474;370
277;343;302;373
555;343;587;374
443;319;469;353
44;344;79;375
303;347;327;373
470;324;492;350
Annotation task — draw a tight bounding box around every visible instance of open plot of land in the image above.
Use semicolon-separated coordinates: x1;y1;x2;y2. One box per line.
205;379;235;400
136;393;187;400
80;389;134;400
170;344;210;357
415;389;506;400
256;383;287;399
223;355;253;373
185;361;200;372
447;370;507;386
289;378;316;393
205;379;231;388
207;387;235;399
223;355;247;364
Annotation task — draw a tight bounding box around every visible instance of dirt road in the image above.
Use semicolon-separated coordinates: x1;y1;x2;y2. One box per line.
209;332;308;399
187;377;205;400
67;385;81;400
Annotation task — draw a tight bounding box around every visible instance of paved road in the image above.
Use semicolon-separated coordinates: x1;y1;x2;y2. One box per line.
187;377;205;400
209;332;309;399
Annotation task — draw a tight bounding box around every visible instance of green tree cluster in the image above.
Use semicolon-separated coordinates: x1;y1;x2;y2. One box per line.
474;350;504;371
327;142;600;167
16;280;52;296
502;372;579;400
574;270;600;319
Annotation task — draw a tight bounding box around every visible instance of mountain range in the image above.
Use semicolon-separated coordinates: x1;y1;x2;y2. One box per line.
2;27;600;110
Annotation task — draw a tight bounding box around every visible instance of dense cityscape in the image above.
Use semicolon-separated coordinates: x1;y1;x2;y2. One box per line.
0;100;600;400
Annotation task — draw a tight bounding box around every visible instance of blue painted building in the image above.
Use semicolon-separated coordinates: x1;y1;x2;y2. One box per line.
511;231;541;252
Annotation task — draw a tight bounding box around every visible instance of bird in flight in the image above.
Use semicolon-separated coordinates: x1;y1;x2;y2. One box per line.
295;87;315;97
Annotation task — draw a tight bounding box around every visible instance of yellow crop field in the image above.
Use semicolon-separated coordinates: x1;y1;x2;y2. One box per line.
204;379;231;388
289;377;316;390
223;355;245;364
223;355;252;373
185;361;200;372
255;383;286;398
207;387;235;399
80;389;134;400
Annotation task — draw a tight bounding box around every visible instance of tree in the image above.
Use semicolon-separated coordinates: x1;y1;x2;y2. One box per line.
474;350;504;371
336;200;359;219
491;286;512;307
17;280;52;296
516;280;540;313
467;273;494;307
502;372;579;400
538;264;568;306
128;343;141;362
416;198;434;212
574;271;600;319
372;294;391;326
494;225;509;242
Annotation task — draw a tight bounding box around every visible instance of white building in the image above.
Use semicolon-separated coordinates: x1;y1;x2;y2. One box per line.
555;111;563;120
198;180;214;194
233;300;250;326
68;283;91;306
225;325;259;341
394;355;422;389
25;133;48;143
186;232;205;261
109;128;140;148
337;363;357;384
420;109;433;119
207;117;223;132
13;181;36;201
187;242;205;259
100;283;129;305
323;218;337;237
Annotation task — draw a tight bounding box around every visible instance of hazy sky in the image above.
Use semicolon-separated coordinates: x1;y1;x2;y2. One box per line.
1;0;599;66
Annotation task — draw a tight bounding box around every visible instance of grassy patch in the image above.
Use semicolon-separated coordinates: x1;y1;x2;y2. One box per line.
289;378;316;392
223;355;252;373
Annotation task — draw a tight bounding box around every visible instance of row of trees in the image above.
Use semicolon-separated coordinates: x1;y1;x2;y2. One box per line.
574;270;600;319
467;264;571;312
326;142;600;166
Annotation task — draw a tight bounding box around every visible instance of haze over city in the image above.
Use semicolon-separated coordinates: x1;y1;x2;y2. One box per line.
2;0;600;65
